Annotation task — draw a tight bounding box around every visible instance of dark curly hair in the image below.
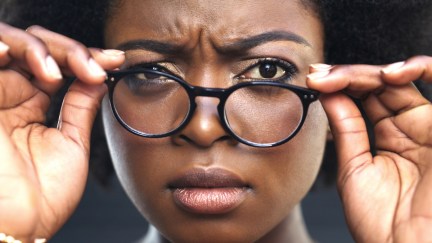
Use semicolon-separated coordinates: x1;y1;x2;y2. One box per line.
1;0;432;186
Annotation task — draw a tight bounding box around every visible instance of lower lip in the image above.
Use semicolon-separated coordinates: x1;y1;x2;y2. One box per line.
172;187;248;214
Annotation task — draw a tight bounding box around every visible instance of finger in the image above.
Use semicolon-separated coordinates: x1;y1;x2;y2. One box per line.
0;23;62;83
320;92;373;183
26;25;105;82
27;25;124;80
381;56;432;84
47;48;125;80
307;64;384;96
308;62;430;120
58;81;107;152
360;93;393;124
0;41;11;66
88;48;125;70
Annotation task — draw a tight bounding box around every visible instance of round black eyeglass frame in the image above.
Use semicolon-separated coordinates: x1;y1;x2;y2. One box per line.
105;68;320;148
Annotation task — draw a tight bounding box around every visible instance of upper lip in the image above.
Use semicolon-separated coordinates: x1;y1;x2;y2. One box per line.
168;167;249;189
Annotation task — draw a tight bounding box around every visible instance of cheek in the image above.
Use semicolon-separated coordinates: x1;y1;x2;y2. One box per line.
101;97;170;212
255;100;327;216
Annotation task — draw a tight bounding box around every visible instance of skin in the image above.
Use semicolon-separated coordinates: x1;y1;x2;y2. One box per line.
103;0;326;242
0;0;431;242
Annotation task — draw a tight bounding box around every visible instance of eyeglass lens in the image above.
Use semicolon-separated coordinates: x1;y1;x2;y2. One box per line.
113;73;190;135
224;85;303;144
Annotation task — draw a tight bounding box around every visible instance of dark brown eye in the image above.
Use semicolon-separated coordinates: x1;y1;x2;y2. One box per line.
240;61;286;80
259;63;278;78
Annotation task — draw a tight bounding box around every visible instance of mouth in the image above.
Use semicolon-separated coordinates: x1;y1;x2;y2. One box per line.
168;168;251;214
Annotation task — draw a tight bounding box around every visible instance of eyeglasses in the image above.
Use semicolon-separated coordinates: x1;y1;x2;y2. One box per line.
105;68;319;148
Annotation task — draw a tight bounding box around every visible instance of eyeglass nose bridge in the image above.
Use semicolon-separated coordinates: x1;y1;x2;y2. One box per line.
189;86;229;98
186;85;231;120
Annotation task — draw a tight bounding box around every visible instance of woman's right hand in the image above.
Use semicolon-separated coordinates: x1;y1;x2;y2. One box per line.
0;22;124;242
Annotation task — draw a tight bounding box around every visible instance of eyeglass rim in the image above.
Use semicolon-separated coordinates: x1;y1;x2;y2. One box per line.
105;68;320;148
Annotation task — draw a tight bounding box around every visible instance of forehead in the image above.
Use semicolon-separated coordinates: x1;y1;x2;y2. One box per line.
105;0;323;51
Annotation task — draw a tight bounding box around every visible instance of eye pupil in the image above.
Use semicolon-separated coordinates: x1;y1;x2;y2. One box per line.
259;63;277;78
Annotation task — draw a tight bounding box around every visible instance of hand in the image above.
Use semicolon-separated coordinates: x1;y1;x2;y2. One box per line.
0;23;124;242
307;57;432;242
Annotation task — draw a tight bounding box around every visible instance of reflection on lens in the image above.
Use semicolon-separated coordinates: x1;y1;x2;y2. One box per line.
225;85;303;144
112;73;190;135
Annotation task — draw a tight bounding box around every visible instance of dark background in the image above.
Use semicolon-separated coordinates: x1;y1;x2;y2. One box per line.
51;175;354;243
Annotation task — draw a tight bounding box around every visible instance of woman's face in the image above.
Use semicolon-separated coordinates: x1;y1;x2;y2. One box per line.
102;0;327;242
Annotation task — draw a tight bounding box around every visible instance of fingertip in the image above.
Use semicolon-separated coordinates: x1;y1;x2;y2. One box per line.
381;61;405;75
87;58;107;79
306;70;341;93
90;48;125;70
44;55;63;80
101;49;125;57
27;50;64;88
307;64;337;92
380;59;427;85
309;63;333;72
0;41;11;66
0;41;10;53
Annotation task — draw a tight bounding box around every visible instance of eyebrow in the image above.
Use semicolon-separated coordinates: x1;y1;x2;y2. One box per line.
216;31;312;54
115;31;311;55
116;39;182;54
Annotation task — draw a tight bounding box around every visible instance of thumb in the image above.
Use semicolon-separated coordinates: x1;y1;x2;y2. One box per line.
320;92;373;184
58;80;107;152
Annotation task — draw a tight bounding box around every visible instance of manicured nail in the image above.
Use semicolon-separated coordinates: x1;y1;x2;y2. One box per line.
102;49;125;56
88;58;106;77
310;63;332;70
307;70;330;80
45;55;62;80
382;61;405;74
0;41;9;53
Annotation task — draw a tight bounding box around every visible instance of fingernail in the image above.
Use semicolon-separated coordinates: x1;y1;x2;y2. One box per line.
307;70;330;80
45;55;62;80
382;61;405;74
0;41;9;53
310;63;332;70
88;58;106;77
102;49;125;56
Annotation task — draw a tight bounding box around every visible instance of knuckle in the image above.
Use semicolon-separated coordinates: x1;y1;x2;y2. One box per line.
408;55;432;66
67;41;88;54
25;25;45;34
23;35;48;54
333;64;355;77
413;55;429;60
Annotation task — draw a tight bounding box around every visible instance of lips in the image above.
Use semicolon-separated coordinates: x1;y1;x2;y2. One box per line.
168;168;251;214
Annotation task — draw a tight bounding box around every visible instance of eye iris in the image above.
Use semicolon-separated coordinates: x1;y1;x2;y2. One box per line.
259;63;278;78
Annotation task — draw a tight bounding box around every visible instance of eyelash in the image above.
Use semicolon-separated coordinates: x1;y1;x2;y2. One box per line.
125;63;172;73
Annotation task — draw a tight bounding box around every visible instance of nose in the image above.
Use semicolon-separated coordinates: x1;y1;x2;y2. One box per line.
172;97;236;147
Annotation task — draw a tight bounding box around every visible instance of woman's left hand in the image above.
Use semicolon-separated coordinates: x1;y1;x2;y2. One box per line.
307;56;432;242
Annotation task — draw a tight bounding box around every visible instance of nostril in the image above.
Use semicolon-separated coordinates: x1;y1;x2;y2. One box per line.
217;135;239;147
178;134;193;144
216;135;233;143
174;134;237;147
